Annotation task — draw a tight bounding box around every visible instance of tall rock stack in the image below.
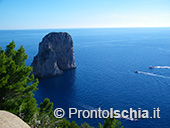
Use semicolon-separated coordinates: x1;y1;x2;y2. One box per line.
31;32;76;78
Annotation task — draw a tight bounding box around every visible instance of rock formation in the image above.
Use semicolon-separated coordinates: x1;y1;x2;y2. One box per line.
0;110;30;128
31;32;76;78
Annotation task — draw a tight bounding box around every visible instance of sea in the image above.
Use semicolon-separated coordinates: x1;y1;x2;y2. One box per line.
0;28;170;128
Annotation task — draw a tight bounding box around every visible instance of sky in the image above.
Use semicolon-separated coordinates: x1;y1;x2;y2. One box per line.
0;0;170;29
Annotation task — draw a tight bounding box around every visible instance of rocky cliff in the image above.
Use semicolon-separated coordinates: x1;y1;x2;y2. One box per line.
31;32;76;78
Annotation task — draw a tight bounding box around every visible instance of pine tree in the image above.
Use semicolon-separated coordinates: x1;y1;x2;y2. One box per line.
35;98;58;127
103;117;124;128
80;122;94;128
0;41;38;123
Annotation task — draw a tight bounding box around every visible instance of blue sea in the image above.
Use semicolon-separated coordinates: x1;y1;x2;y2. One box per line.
0;28;170;128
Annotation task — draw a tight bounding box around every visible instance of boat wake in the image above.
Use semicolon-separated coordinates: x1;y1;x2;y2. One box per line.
137;71;170;79
154;66;170;69
75;102;98;111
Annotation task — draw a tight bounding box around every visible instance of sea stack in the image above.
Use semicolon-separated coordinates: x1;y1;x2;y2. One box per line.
31;32;76;78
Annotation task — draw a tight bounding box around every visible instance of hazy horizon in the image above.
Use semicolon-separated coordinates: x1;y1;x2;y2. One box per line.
1;26;170;31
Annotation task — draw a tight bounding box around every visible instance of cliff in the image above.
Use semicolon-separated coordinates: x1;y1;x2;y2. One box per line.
31;32;76;78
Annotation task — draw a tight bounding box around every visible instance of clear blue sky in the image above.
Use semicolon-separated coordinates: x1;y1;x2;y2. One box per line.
0;0;170;29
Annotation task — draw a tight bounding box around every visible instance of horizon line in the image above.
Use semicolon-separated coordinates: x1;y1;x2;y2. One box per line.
0;26;170;31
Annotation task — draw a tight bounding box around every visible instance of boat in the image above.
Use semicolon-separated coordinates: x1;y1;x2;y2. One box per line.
149;66;154;69
135;70;138;73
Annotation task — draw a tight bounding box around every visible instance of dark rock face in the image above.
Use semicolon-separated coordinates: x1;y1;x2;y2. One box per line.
31;32;76;78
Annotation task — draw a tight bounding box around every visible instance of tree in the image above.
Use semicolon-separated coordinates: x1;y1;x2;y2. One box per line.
0;41;38;123
28;98;61;128
102;117;124;128
98;123;103;128
80;122;94;128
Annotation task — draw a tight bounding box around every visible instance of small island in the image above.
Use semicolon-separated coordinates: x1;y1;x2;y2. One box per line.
31;32;76;78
